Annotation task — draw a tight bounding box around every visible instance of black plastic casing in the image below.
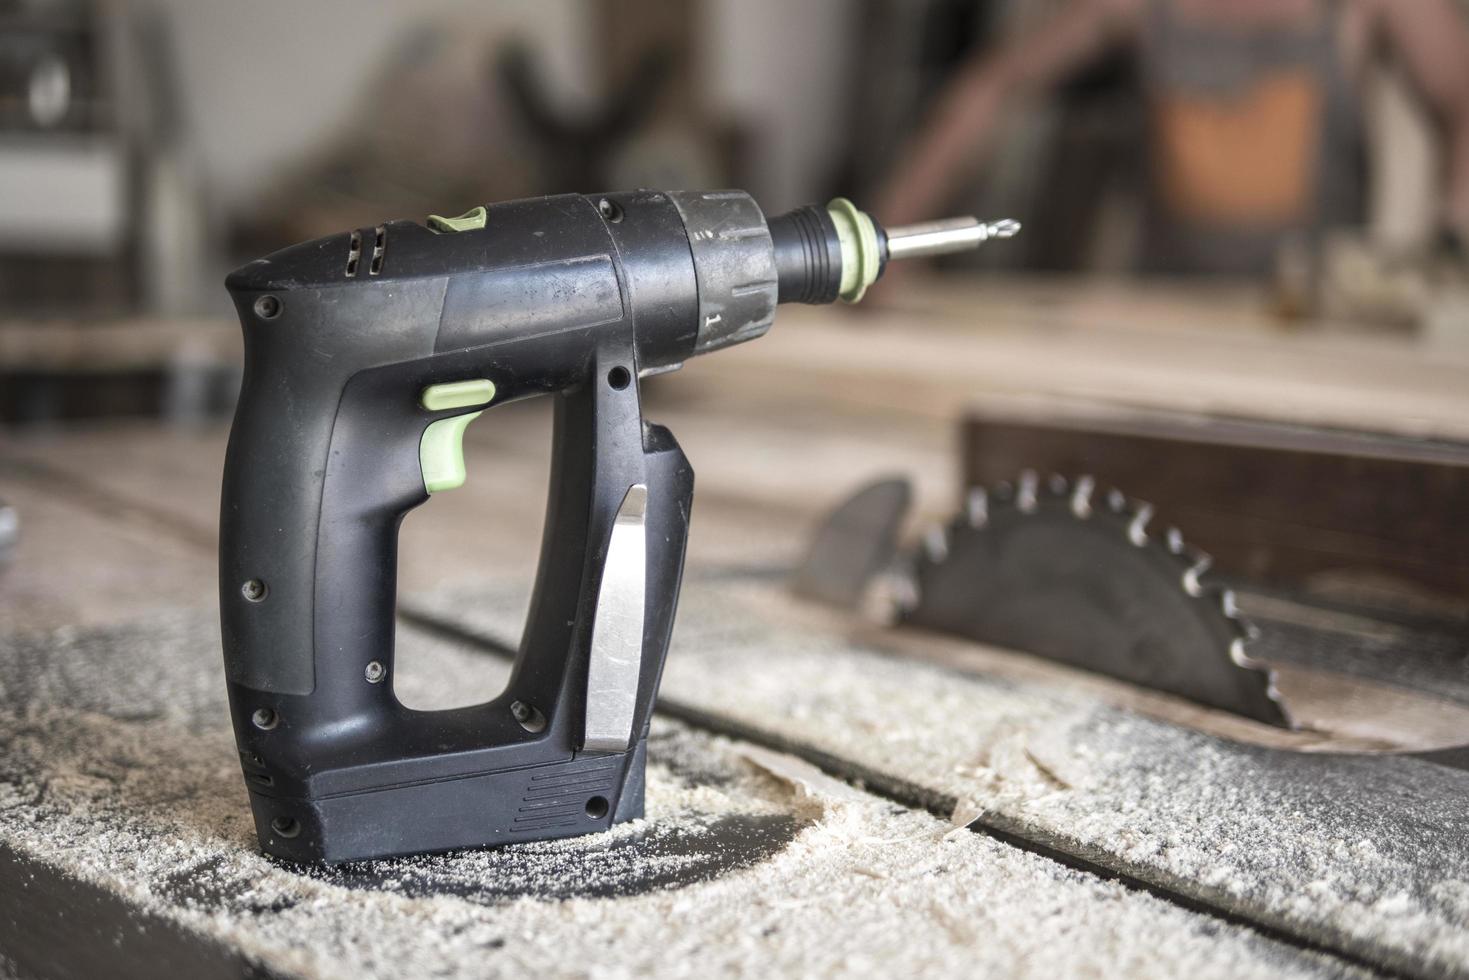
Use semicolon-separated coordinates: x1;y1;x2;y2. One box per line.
220;191;722;862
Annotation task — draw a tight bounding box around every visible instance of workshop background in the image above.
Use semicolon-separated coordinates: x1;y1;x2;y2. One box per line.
4;1;1469;979
5;0;1469;414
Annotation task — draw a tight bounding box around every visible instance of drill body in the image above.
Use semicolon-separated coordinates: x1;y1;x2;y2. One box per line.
221;188;1003;862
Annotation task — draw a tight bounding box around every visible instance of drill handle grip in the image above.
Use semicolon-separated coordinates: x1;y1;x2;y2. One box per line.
221;329;692;805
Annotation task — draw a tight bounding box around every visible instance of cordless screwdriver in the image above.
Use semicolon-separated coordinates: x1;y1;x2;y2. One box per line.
220;189;1016;862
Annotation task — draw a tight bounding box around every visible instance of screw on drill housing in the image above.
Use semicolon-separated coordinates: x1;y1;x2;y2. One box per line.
510;700;547;733
597;198;623;223
270;816;300;838
253;295;281;320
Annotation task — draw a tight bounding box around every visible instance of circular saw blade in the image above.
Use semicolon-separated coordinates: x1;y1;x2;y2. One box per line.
902;472;1293;728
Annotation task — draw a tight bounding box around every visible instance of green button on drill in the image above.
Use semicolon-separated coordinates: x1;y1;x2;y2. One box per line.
419;379;496;493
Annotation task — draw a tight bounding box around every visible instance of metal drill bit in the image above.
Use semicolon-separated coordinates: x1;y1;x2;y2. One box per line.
884;217;1021;261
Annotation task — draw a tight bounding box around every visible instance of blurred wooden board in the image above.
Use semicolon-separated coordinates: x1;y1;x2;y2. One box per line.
960;401;1469;610
0;319;237;372
0;391;950;622
661;283;1469;444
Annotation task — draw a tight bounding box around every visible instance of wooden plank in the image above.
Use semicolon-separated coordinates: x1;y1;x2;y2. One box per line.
0;318;238;372
0;395;947;628
0;614;1358;980
0;460;214;631
959;402;1469;612
658;297;1469;441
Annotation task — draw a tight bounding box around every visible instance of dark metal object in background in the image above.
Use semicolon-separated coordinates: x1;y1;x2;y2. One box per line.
793;474;1288;726
902;473;1292;727
791;477;911;609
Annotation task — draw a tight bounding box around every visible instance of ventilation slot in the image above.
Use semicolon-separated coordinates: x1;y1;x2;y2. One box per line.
345;230;363;278
369;225;386;276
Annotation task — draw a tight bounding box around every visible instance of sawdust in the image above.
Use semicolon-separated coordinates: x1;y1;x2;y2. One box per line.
411;576;1469;979
0;612;1367;979
672;592;1469;978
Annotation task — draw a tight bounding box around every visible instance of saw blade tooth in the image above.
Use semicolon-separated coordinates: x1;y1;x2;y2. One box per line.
922;525;950;563
1264;676;1293;728
1127;503;1154;546
1070;476;1095;518
1182;552;1213;597
1219;588;1240;620
1046;473;1069;496
1105;488;1127;513
1165;527;1184;554
965;487;989;528
1017;470;1039;513
1228;623;1265;666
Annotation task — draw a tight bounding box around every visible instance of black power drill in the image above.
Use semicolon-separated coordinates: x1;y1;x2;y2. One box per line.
220;189;1015;862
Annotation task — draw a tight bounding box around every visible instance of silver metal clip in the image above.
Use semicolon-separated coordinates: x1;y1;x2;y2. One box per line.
582;484;648;753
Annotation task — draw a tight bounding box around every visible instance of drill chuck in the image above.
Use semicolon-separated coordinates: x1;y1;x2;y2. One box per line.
768;200;1020;307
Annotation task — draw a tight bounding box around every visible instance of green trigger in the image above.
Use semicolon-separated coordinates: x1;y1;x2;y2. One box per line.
419;379;496;494
420;413;481;493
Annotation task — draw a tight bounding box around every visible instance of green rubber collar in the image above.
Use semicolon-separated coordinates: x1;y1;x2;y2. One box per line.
827;198;882;303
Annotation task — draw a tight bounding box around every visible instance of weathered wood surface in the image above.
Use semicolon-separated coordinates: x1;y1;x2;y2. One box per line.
4;289;1467;978
663;292;1469;443
408;575;1469;980
0;393;948;625
2;410;1464;978
1;613;1363;980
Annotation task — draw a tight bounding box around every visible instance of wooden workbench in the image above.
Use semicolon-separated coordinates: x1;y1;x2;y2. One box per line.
4;282;1469;979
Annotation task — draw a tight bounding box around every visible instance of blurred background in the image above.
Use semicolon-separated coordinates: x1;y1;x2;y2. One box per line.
3;0;1469;630
2;0;1468;426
